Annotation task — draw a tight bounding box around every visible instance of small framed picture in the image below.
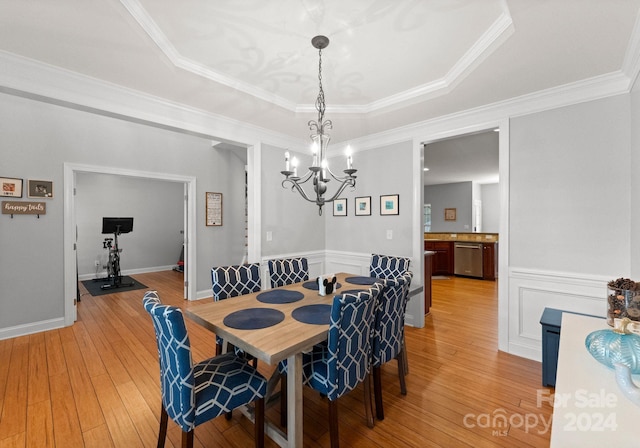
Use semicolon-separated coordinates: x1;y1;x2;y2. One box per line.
333;198;347;216
206;192;223;226
380;194;399;215
28;179;53;198
1;177;23;198
445;208;457;221
355;196;371;216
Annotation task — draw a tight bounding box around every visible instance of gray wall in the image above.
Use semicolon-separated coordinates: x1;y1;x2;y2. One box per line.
261;143;325;255
510;94;631;276
326;141;414;258
0;93;247;330
424;182;473;232
75;173;184;277
481;183;500;233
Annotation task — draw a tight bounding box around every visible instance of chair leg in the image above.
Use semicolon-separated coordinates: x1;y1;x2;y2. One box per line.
254;397;265;448
181;430;194;448
328;399;340;448
373;366;384;421
216;342;222;356
157;406;168;448
363;372;375;428
401;339;409;375
225;411;232;420
280;374;287;427
397;351;407;396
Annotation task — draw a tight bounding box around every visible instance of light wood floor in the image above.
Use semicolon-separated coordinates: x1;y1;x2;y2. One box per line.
0;271;553;447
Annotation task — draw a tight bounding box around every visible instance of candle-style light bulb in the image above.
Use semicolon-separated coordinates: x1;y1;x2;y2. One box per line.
346;146;353;169
292;157;299;177
311;142;319;167
285;151;290;171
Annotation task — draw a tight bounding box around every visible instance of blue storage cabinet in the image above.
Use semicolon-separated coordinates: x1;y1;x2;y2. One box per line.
540;308;563;387
540;307;601;387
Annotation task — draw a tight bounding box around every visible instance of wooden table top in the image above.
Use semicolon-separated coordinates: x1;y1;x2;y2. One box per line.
185;272;377;365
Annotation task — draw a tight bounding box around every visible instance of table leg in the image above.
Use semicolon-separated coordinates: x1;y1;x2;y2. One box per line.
287;353;303;448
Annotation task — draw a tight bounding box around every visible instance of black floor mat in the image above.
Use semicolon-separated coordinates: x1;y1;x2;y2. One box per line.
81;276;148;297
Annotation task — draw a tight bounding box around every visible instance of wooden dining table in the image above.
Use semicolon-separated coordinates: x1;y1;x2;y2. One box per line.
184;272;380;448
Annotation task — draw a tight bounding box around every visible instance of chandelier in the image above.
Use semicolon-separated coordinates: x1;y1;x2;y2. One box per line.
281;35;357;215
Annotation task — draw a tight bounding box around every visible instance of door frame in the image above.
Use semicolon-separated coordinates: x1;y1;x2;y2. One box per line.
418;118;509;352
63;163;197;325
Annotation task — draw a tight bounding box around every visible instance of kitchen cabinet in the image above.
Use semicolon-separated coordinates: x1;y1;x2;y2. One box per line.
424;241;454;275
482;243;496;280
424;251;433;314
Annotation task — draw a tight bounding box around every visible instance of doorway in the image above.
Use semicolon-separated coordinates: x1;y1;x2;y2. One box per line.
63;163;197;325
419;121;510;351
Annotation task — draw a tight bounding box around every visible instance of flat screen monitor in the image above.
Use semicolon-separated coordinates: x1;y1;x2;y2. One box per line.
102;217;134;234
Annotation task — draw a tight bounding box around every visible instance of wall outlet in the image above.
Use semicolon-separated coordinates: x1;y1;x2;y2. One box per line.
266;231;272;242
386;230;393;240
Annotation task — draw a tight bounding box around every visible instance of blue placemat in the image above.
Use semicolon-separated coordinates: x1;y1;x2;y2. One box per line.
292;304;332;325
223;308;285;330
257;289;304;304
302;281;342;291
345;276;378;285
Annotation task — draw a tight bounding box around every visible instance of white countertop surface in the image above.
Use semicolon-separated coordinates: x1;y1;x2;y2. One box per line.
550;313;640;447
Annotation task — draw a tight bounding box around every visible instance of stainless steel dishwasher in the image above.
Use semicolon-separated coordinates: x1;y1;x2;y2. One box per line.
454;242;483;278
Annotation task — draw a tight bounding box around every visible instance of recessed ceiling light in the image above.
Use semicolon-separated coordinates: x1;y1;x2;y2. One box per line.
423;167;429;171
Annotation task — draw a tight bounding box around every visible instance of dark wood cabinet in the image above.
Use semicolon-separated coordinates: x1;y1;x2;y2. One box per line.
424;241;454;275
424;252;433;315
482;243;496;280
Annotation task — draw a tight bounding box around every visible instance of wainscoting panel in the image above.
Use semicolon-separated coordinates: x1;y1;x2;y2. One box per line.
324;250;371;277
260;250;326;288
508;267;607;361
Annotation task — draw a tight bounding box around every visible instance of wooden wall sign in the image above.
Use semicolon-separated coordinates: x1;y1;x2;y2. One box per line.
2;201;46;216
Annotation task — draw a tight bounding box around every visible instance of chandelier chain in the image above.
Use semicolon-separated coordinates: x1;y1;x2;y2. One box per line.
316;47;325;124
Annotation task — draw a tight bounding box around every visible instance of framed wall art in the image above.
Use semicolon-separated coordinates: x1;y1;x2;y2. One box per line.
355;196;371;216
1;177;23;198
380;194;399;215
206;192;223;226
28;179;53;198
445;208;457;221
333;198;347;216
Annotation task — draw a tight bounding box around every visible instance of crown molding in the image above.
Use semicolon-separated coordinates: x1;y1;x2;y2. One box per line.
0;50;304;150
120;0;513;115
0;47;634;158
336;70;632;153
119;0;298;112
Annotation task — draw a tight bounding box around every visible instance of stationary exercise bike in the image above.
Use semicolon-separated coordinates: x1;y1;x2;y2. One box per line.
100;217;134;290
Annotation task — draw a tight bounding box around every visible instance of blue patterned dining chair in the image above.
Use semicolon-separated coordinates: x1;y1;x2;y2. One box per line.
370;271;413;420
142;291;267;448
268;257;309;288
369;254;411;279
211;263;262;357
279;282;383;447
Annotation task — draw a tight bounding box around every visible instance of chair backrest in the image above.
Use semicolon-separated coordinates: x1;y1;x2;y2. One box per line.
268;257;309;288
372;271;413;367
211;263;262;301
369;254;411;278
142;291;196;432
325;281;384;401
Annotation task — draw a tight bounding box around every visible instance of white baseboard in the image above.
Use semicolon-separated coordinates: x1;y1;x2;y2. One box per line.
78;265;175;281
0;317;65;341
